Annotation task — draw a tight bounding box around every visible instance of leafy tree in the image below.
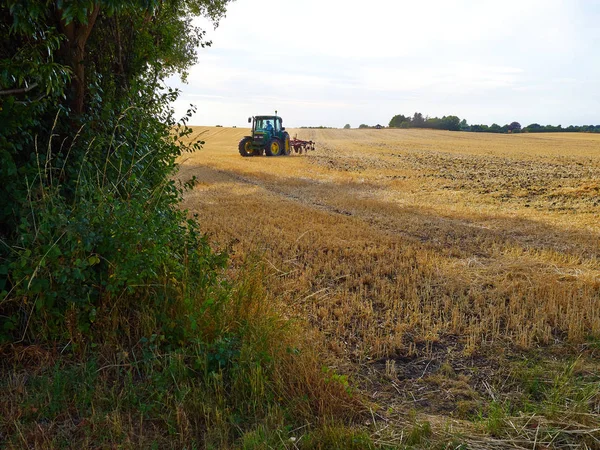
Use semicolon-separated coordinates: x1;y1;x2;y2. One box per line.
0;1;232;346
470;124;489;132
489;123;502;133
425;117;441;129
411;112;425;128
389;113;463;131
358;124;370;129
389;114;409;128
440;115;460;131
524;123;543;132
508;121;522;132
343;124;351;129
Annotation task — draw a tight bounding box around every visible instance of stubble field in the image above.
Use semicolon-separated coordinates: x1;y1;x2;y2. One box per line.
179;127;600;446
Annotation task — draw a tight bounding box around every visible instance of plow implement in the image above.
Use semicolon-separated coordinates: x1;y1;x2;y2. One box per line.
289;138;315;154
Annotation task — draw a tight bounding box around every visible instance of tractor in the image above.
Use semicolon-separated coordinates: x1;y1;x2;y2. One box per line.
239;115;291;157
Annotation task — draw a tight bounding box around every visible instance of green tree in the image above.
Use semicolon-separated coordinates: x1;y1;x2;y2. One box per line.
524;123;542;132
489;123;502;133
343;123;351;129
389;114;409;128
508;121;522;132
0;1;232;345
358;124;370;129
411;112;425;128
440;115;461;131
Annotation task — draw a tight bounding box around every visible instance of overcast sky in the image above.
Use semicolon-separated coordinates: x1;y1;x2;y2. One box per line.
168;0;600;128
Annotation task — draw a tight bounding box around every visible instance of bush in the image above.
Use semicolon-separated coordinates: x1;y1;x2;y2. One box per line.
0;86;227;349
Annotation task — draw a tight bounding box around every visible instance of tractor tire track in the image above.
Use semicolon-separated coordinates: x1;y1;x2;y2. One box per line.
204;165;600;270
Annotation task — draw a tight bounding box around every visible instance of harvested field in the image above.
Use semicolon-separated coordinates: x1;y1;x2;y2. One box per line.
179;127;600;446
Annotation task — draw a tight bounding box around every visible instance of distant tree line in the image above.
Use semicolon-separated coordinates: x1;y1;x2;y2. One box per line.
389;113;463;131
389;113;600;134
358;124;384;129
520;123;600;133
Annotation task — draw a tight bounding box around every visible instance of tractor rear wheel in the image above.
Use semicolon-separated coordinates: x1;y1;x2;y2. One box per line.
282;132;291;155
239;137;254;157
266;138;282;156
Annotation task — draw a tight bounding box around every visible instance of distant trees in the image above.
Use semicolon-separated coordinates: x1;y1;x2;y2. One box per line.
358;124;370;129
387;112;600;134
343;124;351;129
521;123;600;133
388;112;460;131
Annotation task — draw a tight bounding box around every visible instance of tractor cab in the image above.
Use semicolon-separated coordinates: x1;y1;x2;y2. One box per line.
251;115;284;138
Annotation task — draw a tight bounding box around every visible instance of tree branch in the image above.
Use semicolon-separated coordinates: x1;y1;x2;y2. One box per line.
0;83;39;96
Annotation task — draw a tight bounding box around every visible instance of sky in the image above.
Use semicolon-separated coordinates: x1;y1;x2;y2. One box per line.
168;0;600;128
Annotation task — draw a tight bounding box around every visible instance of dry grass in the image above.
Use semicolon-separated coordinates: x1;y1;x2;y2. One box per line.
179;127;600;359
177;127;600;446
175;127;600;442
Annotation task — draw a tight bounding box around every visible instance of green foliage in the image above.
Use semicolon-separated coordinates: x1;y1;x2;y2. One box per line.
343;124;351;129
482;401;510;436
522;123;600;133
411;112;425;128
0;2;368;448
406;420;433;446
1;95;228;347
301;426;376;450
389;114;409;128
389;111;600;134
322;366;353;396
0;1;232;347
0;260;361;448
508;121;522;132
388;112;461;131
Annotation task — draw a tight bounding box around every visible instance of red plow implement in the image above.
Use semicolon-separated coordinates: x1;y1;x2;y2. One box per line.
289;138;315;154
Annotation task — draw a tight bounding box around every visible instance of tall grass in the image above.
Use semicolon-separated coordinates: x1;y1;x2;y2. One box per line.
0;115;363;448
1;259;361;448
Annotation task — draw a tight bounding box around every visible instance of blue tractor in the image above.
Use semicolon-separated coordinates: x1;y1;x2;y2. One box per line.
239;114;291;157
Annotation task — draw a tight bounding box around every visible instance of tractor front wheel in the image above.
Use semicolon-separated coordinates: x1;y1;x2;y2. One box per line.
239;137;254;157
266;138;282;156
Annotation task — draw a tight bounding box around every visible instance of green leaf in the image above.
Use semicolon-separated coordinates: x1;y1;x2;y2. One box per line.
88;255;100;266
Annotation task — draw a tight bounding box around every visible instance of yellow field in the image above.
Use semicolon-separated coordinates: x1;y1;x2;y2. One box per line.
180;127;599;355
177;127;600;441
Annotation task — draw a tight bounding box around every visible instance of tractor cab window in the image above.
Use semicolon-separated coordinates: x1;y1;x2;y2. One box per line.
255;118;278;132
255;119;268;130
